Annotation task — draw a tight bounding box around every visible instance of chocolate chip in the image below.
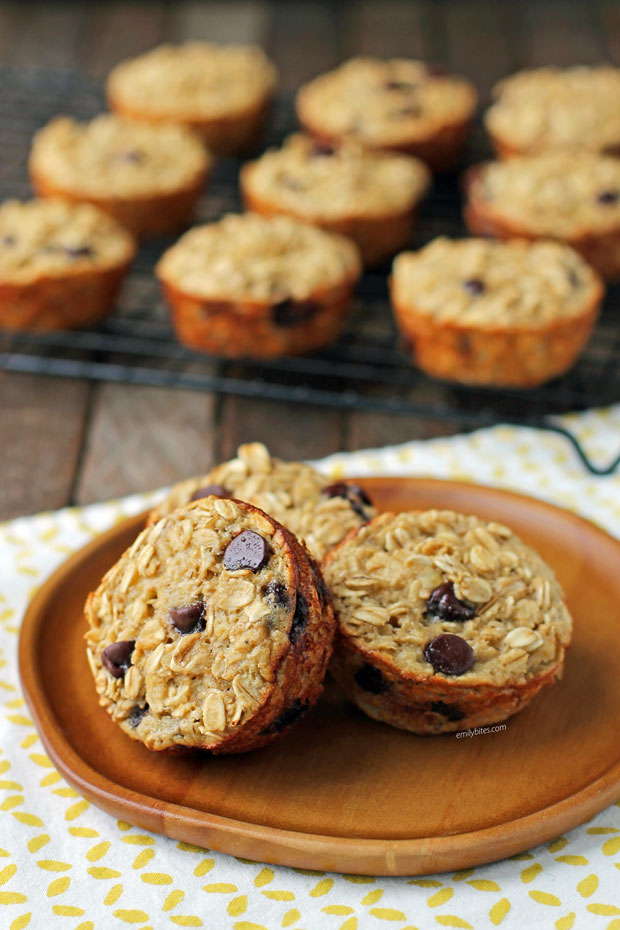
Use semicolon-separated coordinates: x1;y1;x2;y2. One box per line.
429;701;465;722
190;484;231;501
223;530;269;572
264;581;289;608
128;704;149;727
568;268;581;288
1;234;15;247
311;140;336;157
118;149;144;163
263;698;308;734
463;278;485;296
272;298;320;328
427;581;476;622
64;245;94;260
394;104;422;118
309;557;330;608
354;662;388;694
322;482;373;521
102;640;135;678
597;189;619;205
170;601;205;634
384;79;416;92
423;634;475;676
289;593;308;645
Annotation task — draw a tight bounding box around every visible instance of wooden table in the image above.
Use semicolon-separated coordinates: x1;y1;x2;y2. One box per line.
0;0;617;520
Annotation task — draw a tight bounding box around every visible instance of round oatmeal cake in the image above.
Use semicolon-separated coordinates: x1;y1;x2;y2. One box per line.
241;133;430;265
106;42;277;155
156;212;361;357
296;57;477;170
390;237;603;386
0;198;135;330
30;114;211;238
485;66;620;158
465;153;620;280
322;509;573;734
85;495;335;753
147;442;376;562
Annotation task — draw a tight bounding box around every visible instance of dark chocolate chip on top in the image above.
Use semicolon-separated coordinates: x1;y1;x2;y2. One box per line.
223;530;269;572
170;601;205;634
322;481;373;520
102;640;135;678
463;278;485;296
423;634;475;676
427;582;476;622
190;484;231;501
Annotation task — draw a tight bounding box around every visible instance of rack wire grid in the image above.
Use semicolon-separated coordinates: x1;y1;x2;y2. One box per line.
0;66;619;475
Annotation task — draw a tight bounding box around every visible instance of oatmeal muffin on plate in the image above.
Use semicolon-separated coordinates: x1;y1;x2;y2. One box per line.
296;57;477;171
323;509;572;735
241;133;430;265
464;153;620;281
0;198;135;330
485;65;620;158
147;442;376;562
107;42;277;156
156;213;361;357
30;114;211;238
390;237;603;387
85;495;335;754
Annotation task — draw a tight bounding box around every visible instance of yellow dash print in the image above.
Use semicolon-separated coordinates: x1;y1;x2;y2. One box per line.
434;917;473;929
555;914;576;930
0;849;8;858
36;859;71;872
253;867;274;887
46;877;70;897
607;921;620;930
1;797;24;811
19;735;36;750
0;782;24;792
467;880;500;892
141;872;172;885
408;879;443;887
170;918;202;928
520;863;542;882
52;787;78;799
576;874;598;897
121;834;155;846
51;906;84;917
75;923;94;930
227;895;247;917
65;800;89;820
28;753;52;767
0;892;27;904
26;834;49;853
0;761;9;774
428;889;454;907
7;716;33;727
10;914;31;930
233;923;270;930
13;809;44;825
281;906;300;925
193;860;215;877
547;838;568;852
86;841;110;861
323;906;354;915
529;890;561;906
451;870;474;882
587;826;619;834
0;864;17;886
309;878;334;897
103;884;123;905
112;909;149;923
555;855;588;866
176;842;205;853
340;919;358;930
87;867;120;880
39;773;61;787
202;883;237;893
586;904;620;915
368;908;406;921
489;898;510;925
361;889;383;905
602;837;620;855
262;890;294;901
163;890;185;911
117;820;132;831
69;827;98;838
342;875;375;884
4;698;23;709
132;849;154;869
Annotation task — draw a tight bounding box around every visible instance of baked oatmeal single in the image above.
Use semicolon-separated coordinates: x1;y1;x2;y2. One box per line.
296;57;477;171
30;114;211;238
323;509;572;734
485;66;620;158
156;213;361;357
390;237;603;386
85;496;335;753
107;42;277;155
241;133;430;265
465;154;620;280
147;442;376;562
0;198;135;330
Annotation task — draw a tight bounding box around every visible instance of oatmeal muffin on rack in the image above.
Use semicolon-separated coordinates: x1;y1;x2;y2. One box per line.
323;509;572;735
296;57;477;171
485;66;620;158
464;153;620;280
85;495;335;753
241;133;431;265
30;115;211;238
156;213;361;357
390;237;603;387
0;198;135;330
147;442;376;562
106;42;277;156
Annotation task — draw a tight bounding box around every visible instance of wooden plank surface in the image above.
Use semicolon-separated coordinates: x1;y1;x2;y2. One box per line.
0;0;616;518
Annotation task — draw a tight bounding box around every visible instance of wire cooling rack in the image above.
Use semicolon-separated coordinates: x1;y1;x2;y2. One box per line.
1;66;619;475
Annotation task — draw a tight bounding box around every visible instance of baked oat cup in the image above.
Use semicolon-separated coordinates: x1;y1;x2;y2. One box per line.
322;509;572;735
156;213;362;358
485;66;620;159
0;198;135;330
107;42;277;156
464;154;620;281
147;442;376;561
241;133;430;265
30;115;211;238
390;237;603;387
296;57;477;171
85;496;335;754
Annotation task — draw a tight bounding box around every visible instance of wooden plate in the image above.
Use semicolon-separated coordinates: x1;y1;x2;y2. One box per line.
18;478;620;876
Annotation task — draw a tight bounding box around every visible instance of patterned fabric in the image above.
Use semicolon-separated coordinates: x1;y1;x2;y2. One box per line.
1;407;620;930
